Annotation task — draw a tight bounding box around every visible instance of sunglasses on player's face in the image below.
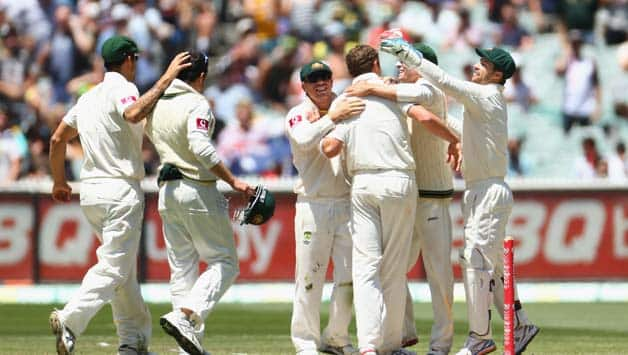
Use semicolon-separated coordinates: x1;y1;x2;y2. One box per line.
305;72;331;83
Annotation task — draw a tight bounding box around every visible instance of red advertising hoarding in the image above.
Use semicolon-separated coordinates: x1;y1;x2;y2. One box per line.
1;190;627;282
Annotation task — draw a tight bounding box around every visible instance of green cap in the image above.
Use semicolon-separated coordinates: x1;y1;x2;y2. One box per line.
240;186;275;225
412;43;438;65
101;35;139;64
300;60;332;82
475;47;516;79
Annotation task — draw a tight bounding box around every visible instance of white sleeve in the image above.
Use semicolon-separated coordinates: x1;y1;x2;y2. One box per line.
326;121;350;142
395;83;435;107
286;109;335;150
112;82;141;117
62;104;79;128
417;59;489;104
186;101;221;169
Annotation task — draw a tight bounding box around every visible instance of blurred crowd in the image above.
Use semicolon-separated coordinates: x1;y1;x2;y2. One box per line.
0;0;627;186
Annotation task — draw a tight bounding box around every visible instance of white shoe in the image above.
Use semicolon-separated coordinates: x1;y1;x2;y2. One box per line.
160;311;204;355
319;343;359;355
49;310;75;355
392;348;417;355
454;337;496;355
514;324;540;354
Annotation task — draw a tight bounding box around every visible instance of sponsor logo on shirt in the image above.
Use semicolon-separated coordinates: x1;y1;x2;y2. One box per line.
196;118;209;130
288;114;303;128
120;96;137;105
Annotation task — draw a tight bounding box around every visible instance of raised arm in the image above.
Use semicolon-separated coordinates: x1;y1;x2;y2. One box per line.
124;52;192;123
380;38;487;103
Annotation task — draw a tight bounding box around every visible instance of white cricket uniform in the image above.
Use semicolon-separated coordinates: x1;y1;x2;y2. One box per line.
327;73;416;354
415;59;530;339
395;80;455;353
146;79;238;350
58;71;151;349
285;95;354;353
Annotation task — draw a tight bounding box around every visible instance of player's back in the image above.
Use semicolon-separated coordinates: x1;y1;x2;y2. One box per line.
71;73;144;180
336;75;414;175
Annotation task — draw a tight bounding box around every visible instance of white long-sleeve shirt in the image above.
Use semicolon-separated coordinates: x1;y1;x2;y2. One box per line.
285;96;350;199
146;79;221;182
396;80;453;196
416;59;508;183
62;72;145;181
327;73;414;176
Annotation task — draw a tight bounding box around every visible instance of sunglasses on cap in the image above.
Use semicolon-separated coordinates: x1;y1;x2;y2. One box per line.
305;71;332;83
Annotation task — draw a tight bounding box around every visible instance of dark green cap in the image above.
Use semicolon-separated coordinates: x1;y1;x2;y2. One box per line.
101;35;139;64
412;43;438;65
300;60;332;82
475;47;516;79
240;186;275;225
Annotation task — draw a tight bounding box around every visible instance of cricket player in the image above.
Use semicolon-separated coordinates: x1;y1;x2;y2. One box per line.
381;39;540;355
145;52;254;355
345;43;455;355
48;35;191;355
321;45;460;355
286;60;365;355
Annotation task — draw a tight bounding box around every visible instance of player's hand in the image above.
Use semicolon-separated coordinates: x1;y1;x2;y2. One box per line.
380;38;423;69
328;97;365;122
447;141;462;172
345;82;373;97
52;182;72;202
233;179;256;197
163;52;192;81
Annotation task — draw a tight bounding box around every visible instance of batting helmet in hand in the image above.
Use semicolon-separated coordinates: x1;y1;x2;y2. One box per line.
234;185;275;225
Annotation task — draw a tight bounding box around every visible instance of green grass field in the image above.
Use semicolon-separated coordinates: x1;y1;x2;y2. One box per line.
1;302;626;354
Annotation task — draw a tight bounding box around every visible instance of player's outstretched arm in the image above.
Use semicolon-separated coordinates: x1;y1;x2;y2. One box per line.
49;121;78;202
124;52;192;123
210;161;255;197
345;82;396;101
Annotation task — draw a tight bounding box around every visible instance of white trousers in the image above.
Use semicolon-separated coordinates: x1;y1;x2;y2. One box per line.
158;179;239;326
291;197;354;353
403;197;454;353
460;178;514;339
351;171;417;354
59;179;151;349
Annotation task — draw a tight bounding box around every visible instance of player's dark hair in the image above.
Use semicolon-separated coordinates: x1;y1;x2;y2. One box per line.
177;52;209;83
345;45;379;78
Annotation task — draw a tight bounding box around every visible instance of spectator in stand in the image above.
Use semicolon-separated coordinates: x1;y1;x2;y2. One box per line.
217;98;274;176
555;30;601;134
25;129;49;178
0;24;37;129
607;141;627;181
598;0;627;45
322;22;352;94
556;0;598;44
507;136;530;177
442;8;484;52
495;2;533;50
0;104;27;185
613;41;628;121
528;0;561;33
504;56;537;113
39;3;91;104
573;137;606;178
